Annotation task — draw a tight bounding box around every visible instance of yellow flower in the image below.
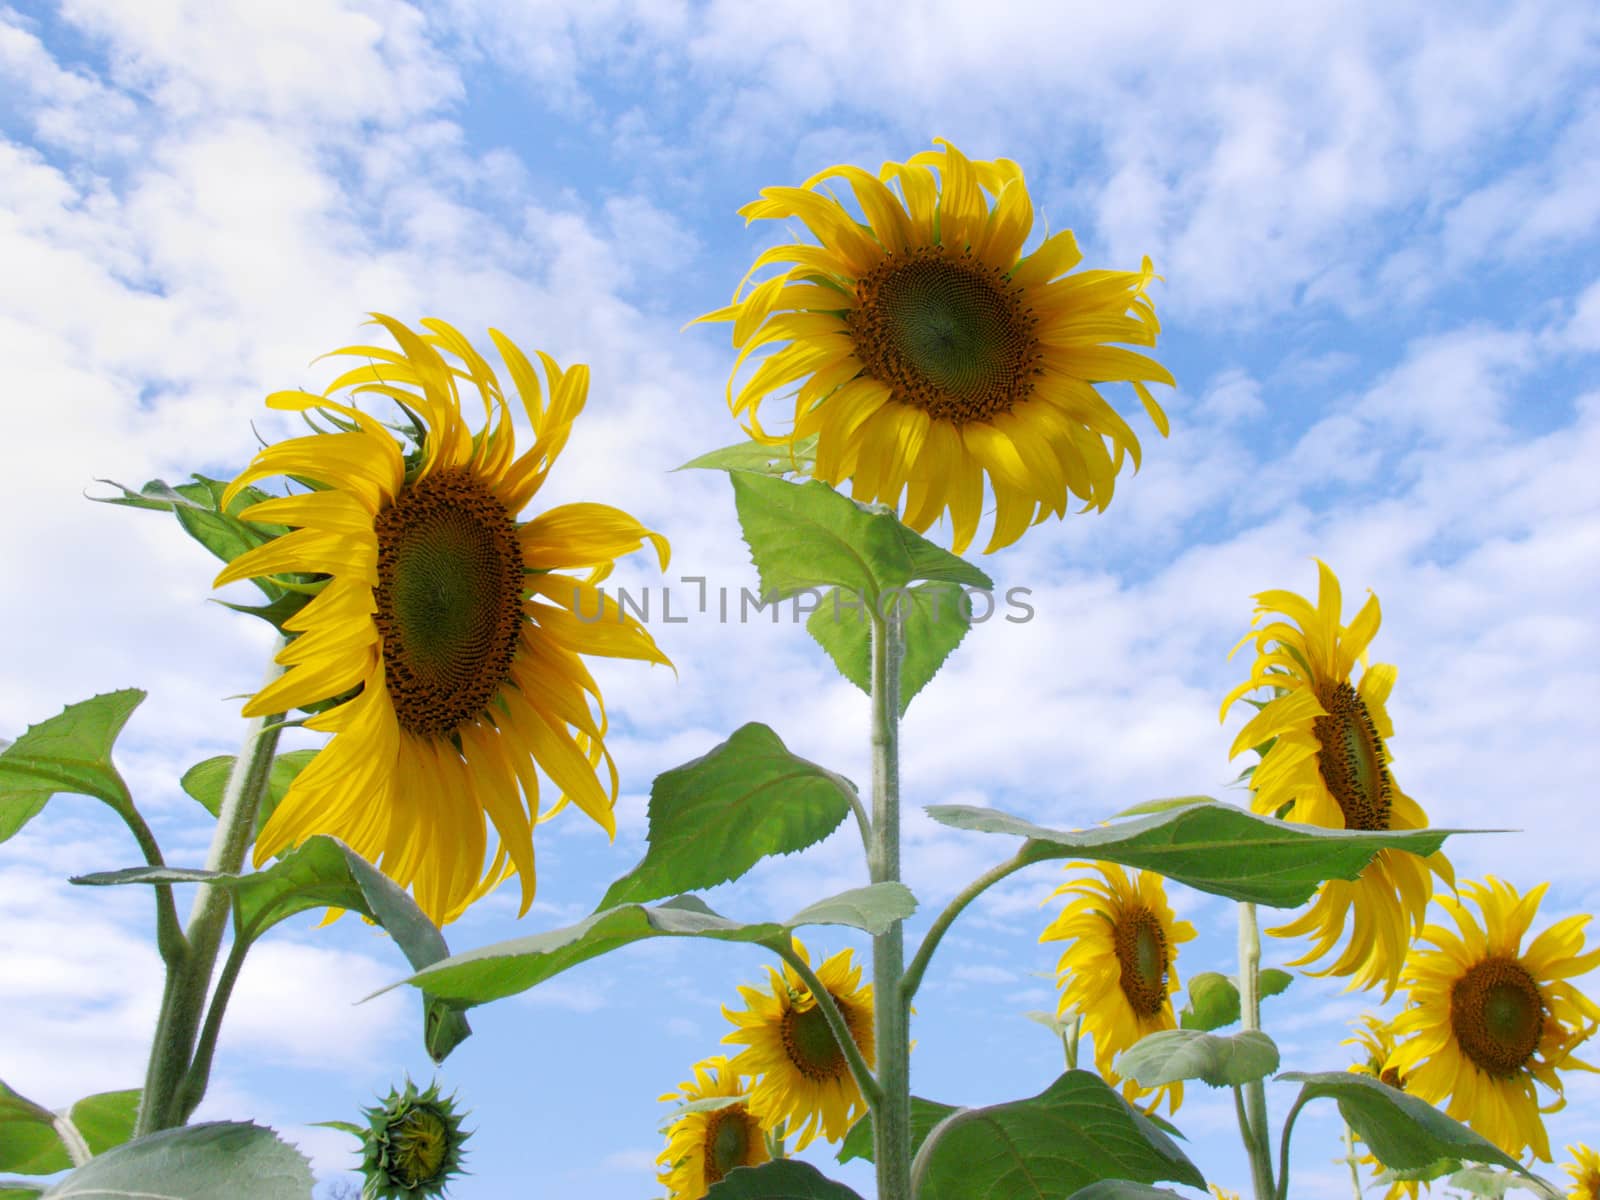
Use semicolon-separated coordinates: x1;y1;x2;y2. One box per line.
720;941;875;1150
1344;1014;1421;1199
656;1055;770;1200
216;315;671;925
1221;559;1450;997
1567;1144;1600;1199
694;138;1174;554
1208;1187;1242;1200
1039;862;1197;1113
1388;877;1600;1161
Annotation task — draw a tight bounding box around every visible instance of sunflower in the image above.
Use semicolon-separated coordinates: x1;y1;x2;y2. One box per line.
656;1055;771;1199
1039;862;1197;1113
1387;877;1600;1161
1344;1014;1421;1199
721;941;875;1150
693;138;1174;554
1567;1144;1600;1199
1220;559;1450;997
215;315;671;926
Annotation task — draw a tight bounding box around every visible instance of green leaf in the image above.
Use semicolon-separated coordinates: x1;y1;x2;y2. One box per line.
1109;796;1214;819
704;1159;866;1199
678;434;818;475
0;1081;67;1175
1278;1072;1528;1177
64;1090;139;1157
598;724;855;909
72;835;471;1064
1064;1186;1190;1200
925;802;1461;908
912;1070;1204;1200
836;1096;956;1164
1178;970;1292;1031
93;476;311;627
38;1121;313;1199
309;1120;364;1140
807;583;973;715
728;473;991;604
1117;1029;1279;1088
1442;1164;1563;1198
384;883;917;1008
0;1185;46;1198
0;691;144;844
179;749;318;848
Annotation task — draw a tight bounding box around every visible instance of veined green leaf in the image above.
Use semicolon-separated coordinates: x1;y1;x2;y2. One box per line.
677;434;818;475
912;1070;1204;1200
179;749;318;849
806;582;972;715
0;691;144;845
0;1082;66;1175
1117;1029;1279;1088
598;724;855;909
704;1159;866;1199
836;1096;956;1165
381;883;916;1009
38;1121;312;1199
1178;969;1292;1031
926;802;1462;908
1278;1072;1530;1178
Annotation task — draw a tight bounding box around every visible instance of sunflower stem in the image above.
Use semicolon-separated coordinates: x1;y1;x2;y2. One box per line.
868;604;912;1200
772;941;884;1110
901;848;1032;1007
174;917;253;1124
1237;902;1277;1200
1343;1123;1365;1199
135;641;285;1136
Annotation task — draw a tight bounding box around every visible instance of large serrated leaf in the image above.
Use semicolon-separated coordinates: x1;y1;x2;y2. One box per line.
598;724;854;909
1064;1185;1190;1200
1279;1072;1529;1177
704;1159;866;1199
71;836;470;1063
0;691;144;844
728;473;991;604
913;1070;1205;1200
1117;1029;1279;1088
806;583;972;715
38;1121;313;1199
836;1096;956;1164
926;802;1460;908
65;1090;140;1158
383;883;917;1009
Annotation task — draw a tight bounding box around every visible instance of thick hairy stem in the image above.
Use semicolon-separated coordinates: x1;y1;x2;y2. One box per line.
175;927;253;1123
135;643;285;1136
1238;902;1277;1200
869;604;912;1200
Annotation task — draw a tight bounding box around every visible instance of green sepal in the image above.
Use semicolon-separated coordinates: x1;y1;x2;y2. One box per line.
926;801;1467;908
358;1078;470;1200
379;884;917;1009
598;724;855;909
0;690;143;846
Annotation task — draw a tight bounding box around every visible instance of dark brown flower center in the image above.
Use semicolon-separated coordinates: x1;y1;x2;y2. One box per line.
1450;956;1544;1077
780;996;848;1082
1313;681;1394;831
847;245;1041;424
702;1106;756;1183
1114;906;1170;1018
373;467;524;737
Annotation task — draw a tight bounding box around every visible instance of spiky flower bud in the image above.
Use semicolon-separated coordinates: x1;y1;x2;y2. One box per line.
358;1078;470;1200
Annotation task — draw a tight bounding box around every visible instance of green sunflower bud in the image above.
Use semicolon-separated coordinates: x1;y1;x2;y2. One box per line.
358;1078;470;1200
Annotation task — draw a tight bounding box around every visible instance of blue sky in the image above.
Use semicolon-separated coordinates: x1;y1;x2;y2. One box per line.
2;2;1598;1197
